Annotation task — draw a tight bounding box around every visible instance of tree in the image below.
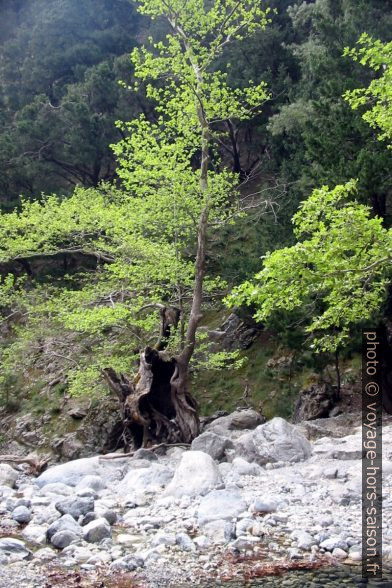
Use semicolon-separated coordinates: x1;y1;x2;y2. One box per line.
267;0;392;222
344;34;392;147
0;0;143;207
113;0;270;435
227;180;392;352
228;31;392;411
0;0;270;447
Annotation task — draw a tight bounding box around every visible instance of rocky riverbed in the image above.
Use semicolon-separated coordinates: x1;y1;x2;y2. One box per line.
0;411;391;587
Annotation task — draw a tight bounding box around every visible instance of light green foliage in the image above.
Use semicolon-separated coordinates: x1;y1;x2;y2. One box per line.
227;180;392;352
136;0;270;44
113;0;270;212
0;185;197;394
0;0;270;397
193;331;247;371
0;275;16;306
344;34;392;146
267;0;392;224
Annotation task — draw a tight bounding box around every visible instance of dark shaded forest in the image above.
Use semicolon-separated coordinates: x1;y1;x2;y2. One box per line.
1;0;390;220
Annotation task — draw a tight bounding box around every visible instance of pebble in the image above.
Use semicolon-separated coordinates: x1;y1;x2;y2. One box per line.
12;505;32;524
0;416;391;588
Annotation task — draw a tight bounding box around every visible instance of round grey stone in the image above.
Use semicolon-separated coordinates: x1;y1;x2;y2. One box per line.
12;506;32;524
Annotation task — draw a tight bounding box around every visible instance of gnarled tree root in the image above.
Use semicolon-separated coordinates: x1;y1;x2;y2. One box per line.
103;346;199;451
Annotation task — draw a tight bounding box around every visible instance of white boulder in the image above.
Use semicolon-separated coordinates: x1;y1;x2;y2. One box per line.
164;451;222;497
36;457;101;487
119;464;173;496
234;417;312;465
0;464;18;488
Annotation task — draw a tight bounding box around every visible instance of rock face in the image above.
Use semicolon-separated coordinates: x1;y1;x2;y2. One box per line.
205;408;264;434
234;417;312;465
207;313;261;351
0;464;18;488
164;451;222;497
53;432;85;460
190;432;233;461
292;383;338;423
3;397;126;462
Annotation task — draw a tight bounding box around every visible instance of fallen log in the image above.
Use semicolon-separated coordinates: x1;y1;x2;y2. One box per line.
0;455;49;475
99;442;190;460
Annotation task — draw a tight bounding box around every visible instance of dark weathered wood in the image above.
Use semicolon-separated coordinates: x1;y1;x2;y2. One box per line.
157;306;181;350
103;342;199;449
102;368;138;450
99;442;190;460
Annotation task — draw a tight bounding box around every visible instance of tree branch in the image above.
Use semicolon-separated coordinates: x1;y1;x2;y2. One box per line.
2;248;115;266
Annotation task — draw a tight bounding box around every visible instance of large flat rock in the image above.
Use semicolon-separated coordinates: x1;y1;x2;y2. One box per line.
234;417;312;465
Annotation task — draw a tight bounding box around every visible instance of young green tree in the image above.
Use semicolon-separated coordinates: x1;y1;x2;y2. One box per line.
113;0;269;432
0;0;270;445
227;180;392;354
344;34;392;147
227;28;392;399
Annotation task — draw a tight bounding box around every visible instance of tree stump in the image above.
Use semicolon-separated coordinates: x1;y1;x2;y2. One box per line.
103;346;199;450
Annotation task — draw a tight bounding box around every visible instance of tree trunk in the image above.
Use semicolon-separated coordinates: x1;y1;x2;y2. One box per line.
226;120;242;176
334;350;341;400
103;346;199;450
104;20;211;449
370;193;387;222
